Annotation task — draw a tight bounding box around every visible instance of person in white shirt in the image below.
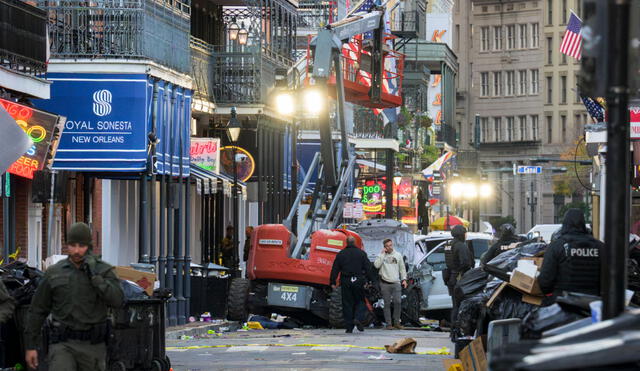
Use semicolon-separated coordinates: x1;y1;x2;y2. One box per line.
374;238;407;329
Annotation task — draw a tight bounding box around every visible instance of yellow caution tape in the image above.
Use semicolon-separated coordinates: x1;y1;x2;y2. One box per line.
166;343;450;355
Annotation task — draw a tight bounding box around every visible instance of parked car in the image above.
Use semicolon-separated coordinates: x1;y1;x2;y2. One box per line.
527;224;561;243
410;232;495;311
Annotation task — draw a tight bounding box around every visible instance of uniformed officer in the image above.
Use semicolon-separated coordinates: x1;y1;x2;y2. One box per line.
330;236;375;333
443;225;474;325
480;223;521;266
24;222;124;371
0;279;15;325
538;209;603;296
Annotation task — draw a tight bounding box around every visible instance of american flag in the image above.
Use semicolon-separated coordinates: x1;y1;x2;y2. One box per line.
560;12;583;60
580;95;605;122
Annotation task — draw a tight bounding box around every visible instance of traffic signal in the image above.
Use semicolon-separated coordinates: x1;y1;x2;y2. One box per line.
578;0;609;97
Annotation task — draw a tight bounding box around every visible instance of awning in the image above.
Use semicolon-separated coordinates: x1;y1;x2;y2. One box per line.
190;164;246;190
422;151;454;180
356;159;386;172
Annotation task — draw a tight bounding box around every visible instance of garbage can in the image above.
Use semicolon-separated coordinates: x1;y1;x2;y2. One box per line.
107;296;171;371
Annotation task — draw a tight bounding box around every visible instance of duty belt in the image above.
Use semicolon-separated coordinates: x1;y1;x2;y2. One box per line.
49;320;110;344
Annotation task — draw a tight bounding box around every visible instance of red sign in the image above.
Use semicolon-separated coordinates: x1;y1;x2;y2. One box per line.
631;104;640;140
0;99;63;179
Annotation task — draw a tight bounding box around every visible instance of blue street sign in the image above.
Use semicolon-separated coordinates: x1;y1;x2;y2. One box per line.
517;165;542;174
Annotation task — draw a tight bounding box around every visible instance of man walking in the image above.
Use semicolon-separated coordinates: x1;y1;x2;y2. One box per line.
374;238;407;329
330;236;374;333
444;225;474;325
24;222;124;371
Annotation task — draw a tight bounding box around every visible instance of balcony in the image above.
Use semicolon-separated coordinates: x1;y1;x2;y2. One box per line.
0;0;47;75
390;10;424;40
190;37;215;103
436;123;457;148
40;0;191;74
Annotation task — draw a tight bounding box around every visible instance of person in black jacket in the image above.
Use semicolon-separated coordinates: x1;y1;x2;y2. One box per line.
538;208;603;296
481;223;521;266
330;236;375;333
443;225;474;326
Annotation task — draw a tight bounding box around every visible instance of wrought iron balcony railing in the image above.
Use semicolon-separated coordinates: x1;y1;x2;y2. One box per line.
40;0;191;74
190;36;215;103
211;46;261;104
437;123;457;147
390;10;422;39
0;0;47;76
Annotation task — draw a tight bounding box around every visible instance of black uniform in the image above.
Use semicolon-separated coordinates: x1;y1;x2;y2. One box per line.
330;241;375;331
444;225;474;326
538;209;603;296
481;224;521;266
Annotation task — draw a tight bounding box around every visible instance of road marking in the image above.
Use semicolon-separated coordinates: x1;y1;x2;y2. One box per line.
310;346;350;352
226;346;269;352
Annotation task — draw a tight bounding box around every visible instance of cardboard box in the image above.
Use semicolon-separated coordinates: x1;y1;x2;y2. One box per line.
509;269;543;296
442;358;463;371
459;336;487;371
521;257;544;268
114;266;156;296
486;282;508;308
521;293;544;305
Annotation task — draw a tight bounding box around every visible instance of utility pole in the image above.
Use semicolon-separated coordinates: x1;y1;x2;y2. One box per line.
526;180;537;230
603;1;631;319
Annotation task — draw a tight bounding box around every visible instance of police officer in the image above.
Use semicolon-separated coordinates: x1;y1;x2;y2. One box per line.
480;224;521;266
443;225;474;324
330;236;375;333
538;208;603;296
0;280;15;325
24;222;124;371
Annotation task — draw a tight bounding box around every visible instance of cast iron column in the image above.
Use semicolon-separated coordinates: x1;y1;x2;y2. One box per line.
232;145;240;278
603;0;630;320
385;149;394;219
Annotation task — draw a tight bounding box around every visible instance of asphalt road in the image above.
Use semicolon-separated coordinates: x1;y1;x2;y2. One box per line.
166;327;454;371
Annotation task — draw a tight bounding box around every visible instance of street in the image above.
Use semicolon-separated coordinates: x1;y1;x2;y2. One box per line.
166;328;452;370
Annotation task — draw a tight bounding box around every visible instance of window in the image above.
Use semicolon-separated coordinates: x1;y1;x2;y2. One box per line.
547;0;553;25
561;51;567;65
532;23;539;47
546;76;553;104
519;70;528;95
493;72;502;96
494;118;502;142
481;26;490;51
507;25;516;49
531;69;539;94
506;71;515;96
547;37;553;64
519;115;527;140
575;73;581;103
481;72;489;96
561;75;567;103
481;117;489;142
507;116;514;141
546;115;553;143
531;115;539;141
519;24;528;48
562;0;567;24
493;26;502;50
561;115;567;141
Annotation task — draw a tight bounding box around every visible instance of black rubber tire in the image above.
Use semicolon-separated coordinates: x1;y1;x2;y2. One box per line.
328;287;345;328
401;289;422;327
227;278;251;321
109;361;126;371
150;359;163;371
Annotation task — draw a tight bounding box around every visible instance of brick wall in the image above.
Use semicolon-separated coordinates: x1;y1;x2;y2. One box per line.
0;176;30;260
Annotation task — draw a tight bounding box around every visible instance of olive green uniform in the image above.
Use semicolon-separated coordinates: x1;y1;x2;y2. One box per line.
0;280;15;324
25;254;123;371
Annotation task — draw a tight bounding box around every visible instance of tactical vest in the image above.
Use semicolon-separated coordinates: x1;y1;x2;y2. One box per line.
556;239;601;295
444;241;456;270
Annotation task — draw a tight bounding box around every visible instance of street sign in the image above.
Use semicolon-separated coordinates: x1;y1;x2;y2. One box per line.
353;202;364;219
517;166;542;174
343;202;354;218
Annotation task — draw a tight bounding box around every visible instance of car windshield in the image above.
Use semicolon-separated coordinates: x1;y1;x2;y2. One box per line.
469;239;490;259
419;238;490;269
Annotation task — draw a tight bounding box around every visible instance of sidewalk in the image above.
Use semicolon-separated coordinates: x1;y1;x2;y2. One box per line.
166;320;241;339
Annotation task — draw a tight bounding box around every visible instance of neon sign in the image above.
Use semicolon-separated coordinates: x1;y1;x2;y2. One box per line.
360;179;386;214
1;99;63;179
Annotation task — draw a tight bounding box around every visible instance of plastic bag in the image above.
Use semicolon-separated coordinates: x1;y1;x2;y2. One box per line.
488;286;536;321
1;261;44;305
456;294;487;336
521;304;586;339
120;279;148;300
454;268;490;302
484;242;547;281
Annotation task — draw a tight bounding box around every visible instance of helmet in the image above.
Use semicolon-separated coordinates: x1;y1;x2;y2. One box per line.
499;224;516;239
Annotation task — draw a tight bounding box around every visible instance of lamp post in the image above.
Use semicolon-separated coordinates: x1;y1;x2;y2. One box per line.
226;107;242;278
393;173;402;221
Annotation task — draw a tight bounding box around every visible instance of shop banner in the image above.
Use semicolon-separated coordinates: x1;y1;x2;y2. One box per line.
35;73;149;172
631;103;640;139
1;99;65;179
190;138;220;173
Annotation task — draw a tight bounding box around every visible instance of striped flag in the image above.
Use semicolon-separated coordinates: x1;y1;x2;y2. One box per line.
560;12;583;60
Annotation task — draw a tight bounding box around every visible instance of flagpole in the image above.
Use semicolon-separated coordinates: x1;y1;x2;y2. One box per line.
569;9;583;23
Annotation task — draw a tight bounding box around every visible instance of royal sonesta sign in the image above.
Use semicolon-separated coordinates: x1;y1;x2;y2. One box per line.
0;99;64;179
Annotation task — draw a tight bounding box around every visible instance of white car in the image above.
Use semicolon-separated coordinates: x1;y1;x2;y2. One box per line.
527;224;561;243
411;232;494;311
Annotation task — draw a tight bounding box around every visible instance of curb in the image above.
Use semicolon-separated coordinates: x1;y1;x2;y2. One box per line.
166;321;241;339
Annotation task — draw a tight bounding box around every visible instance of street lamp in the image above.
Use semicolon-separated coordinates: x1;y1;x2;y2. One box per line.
226;107;242;278
228;18;240;41
393;173;402;220
238;23;249;46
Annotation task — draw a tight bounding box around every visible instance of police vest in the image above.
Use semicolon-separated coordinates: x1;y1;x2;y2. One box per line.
444;241;455;269
557;239;601;294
